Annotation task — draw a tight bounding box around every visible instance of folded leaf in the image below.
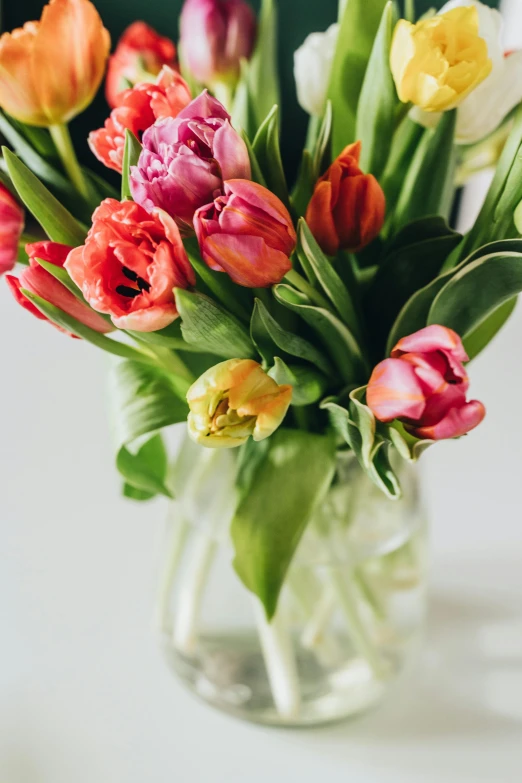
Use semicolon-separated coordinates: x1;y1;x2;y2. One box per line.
117;434;171;500
232;428;336;619
247;0;279;130
252;106;289;206
268;356;328;406
121;130;142;201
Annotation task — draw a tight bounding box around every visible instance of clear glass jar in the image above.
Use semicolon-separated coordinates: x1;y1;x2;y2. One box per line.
155;449;427;727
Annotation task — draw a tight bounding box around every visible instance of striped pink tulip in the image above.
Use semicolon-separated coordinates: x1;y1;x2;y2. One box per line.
0;184;24;275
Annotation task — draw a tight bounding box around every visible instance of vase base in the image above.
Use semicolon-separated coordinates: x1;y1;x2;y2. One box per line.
161;630;413;728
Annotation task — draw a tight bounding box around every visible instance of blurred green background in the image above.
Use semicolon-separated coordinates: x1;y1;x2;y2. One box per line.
3;0;500;181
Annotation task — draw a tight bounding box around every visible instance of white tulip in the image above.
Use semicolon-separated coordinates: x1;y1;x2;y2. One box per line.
411;0;522;145
293;23;339;117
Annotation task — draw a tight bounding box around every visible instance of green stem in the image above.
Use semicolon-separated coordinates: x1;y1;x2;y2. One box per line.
49;124;89;199
154;511;191;634
212;81;235;114
284;269;330;309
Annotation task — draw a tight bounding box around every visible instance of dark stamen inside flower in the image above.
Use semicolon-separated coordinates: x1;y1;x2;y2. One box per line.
137;277;151;293
116;285;142;298
122;266;138;282
118;266;151;296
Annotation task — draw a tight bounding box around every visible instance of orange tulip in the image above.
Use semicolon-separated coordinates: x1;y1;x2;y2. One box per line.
305;141;385;256
0;0;110;126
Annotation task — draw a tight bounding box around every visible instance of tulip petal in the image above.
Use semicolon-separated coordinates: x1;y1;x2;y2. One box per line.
305;181;339;256
0;24;45;125
202;233;292;287
213;121;251;180
367;358;427;423
392;324;468;364
409;399;486;440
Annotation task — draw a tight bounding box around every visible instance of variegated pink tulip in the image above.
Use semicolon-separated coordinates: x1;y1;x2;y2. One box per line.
367;325;486;440
0;184;24;275
194;179;296;287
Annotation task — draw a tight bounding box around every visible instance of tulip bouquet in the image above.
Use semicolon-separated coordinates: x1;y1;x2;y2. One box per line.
3;0;522;723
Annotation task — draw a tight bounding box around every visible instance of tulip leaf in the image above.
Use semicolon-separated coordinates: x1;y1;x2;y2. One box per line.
291;150;314;218
121;130;142;201
356;2;398;179
312;100;333;180
273;284;367;384
126;320;209;352
463;297;517;361
34;258;86;300
174;288;256;359
380;117;424;226
109;360;190;499
82;167;120;201
328;0;388;157
247;0;280;130
428;251;522;342
268;357;328;406
239;129;267;187
382;421;434;462
231;428;336;619
3;147;87;245
252;105;289;206
366;217;462;353
393;110;457;232
297;219;363;341
251;298;334;376
231;60;257;139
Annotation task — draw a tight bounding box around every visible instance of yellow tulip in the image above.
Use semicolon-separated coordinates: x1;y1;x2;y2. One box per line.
0;0;110;127
187;359;293;448
390;6;492;113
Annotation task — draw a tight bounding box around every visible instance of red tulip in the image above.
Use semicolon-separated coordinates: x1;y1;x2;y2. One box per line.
6;242;112;336
106;22;177;108
194;180;296;287
367;325;486;440
180;0;256;87
65;199;195;332
306;141;385;256
89;67;191;173
0;184;24;275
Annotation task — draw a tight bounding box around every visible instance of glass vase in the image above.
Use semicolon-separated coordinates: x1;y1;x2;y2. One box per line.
155;448;427;728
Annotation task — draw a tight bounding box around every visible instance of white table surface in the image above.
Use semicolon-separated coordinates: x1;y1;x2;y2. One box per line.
2;1;522;778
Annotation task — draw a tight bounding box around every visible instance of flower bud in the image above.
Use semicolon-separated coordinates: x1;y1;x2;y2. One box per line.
390;5;491;113
65;199;195;332
89;67;191;173
367;325;486;440
187;359;292;448
6;242;112;336
130;91;251;235
0;185;24;276
180;0;256;87
293;24;339;117
305;141;385;256
194;180;296;287
0;0;110;126
106;22;177;108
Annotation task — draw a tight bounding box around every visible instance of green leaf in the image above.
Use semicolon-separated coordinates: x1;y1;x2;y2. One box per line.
231;60;257;138
117;434;171;500
251;106;289;206
109;360;190;499
312;100;333;179
393;111;456;231
3;147;87;245
268;356;328;406
463;297;517;361
232;428;336;619
174;288;256;358
327;0;388;157
273;284;366;384
380;117;424;223
82;167;120;201
121;130;142;201
383;421;433;462
356;2;398;178
291;150;314;218
428;251;522;342
126;319;208;352
367;217;462;352
298;220;363;341
250;298;334;376
247;0;280;130
240;129;267;186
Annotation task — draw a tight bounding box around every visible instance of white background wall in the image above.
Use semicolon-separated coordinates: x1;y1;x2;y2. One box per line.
1;1;522;780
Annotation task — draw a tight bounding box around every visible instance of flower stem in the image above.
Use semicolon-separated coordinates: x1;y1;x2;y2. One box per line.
154;510;191;635
252;598;302;720
49;124;90;199
284;269;331;310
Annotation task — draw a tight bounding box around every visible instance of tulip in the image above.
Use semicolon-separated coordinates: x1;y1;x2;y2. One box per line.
179;0;256;88
194;180;296;287
305;141;385;256
130;91;251;235
390;5;492;114
106;22;178;109
65;199;195;332
410;1;522;145
187;359;292;448
0;0;110;126
366;325;486;441
89;67;191;174
0;185;24;276
293;24;339;117
5;242;112;336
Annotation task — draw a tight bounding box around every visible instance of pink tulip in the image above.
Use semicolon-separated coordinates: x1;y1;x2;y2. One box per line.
6;242;112;336
366;325;486;440
0;184;24;275
130;91;251;235
194;179;296;287
180;0;256;87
